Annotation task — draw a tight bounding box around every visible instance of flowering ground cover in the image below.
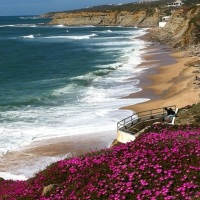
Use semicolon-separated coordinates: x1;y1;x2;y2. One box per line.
0;124;200;200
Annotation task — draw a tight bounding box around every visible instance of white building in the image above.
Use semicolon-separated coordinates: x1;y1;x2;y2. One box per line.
162;16;171;21
167;0;183;7
159;16;171;27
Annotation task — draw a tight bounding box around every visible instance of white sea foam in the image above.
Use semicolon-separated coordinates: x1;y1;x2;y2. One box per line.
21;34;34;39
51;25;96;29
20;16;39;20
92;29;113;33
55;24;65;28
95;62;123;69
45;33;97;40
0;25;15;27
0;172;27;181
0;102;138;155
0;24;37;28
94;36;128;40
52;83;79;95
0;74;149;155
69;74;94;82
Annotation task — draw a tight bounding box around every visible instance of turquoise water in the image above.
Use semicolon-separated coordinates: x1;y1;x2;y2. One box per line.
0;16;149;154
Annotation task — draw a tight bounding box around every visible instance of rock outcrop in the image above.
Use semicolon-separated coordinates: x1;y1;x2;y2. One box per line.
42;184;58;196
47;10;161;27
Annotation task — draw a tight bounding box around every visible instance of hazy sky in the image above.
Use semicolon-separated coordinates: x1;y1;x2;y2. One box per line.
0;0;138;16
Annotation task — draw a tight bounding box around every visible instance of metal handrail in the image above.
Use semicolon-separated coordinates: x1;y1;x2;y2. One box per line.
117;105;176;130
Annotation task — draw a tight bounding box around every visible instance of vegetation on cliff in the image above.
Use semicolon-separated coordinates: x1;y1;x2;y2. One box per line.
147;5;200;50
176;103;200;125
66;0;172;13
189;8;200;43
183;0;200;6
43;0;198;20
43;0;173;16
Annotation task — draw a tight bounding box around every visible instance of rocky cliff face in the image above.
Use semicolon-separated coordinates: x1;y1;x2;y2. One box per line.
48;10;161;27
45;6;200;54
148;6;200;51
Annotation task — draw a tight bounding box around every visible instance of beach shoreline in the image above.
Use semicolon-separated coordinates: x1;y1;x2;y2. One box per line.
123;49;200;113
122;41;177;101
1;35;199;180
0;130;116;179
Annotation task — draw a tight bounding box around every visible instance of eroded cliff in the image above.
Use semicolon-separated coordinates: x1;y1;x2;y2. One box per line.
48;10;161;27
148;6;200;51
44;4;200;54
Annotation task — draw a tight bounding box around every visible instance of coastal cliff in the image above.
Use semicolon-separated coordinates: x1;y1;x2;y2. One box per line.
47;10;161;27
44;4;200;54
148;6;200;53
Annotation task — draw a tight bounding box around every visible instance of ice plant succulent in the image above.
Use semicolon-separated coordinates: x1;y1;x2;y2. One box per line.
0;124;200;199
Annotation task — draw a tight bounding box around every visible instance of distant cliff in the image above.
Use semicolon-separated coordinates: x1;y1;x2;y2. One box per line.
43;1;170;27
46;10;161;27
43;3;200;54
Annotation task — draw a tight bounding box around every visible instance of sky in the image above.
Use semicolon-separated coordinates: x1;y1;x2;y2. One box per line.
0;0;138;16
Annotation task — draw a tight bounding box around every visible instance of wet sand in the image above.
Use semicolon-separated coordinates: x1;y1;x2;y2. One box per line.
0;131;116;178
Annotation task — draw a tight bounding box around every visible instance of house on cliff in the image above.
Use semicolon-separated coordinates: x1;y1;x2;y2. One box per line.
159;16;171;27
167;0;183;7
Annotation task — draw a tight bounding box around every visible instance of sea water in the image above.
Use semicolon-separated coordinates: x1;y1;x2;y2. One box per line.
0;16;150;157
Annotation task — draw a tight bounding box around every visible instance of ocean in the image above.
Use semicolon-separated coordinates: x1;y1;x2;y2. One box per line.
0;16;150;157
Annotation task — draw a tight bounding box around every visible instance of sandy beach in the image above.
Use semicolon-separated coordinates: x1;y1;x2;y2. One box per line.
1;41;200;180
123;50;200;113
